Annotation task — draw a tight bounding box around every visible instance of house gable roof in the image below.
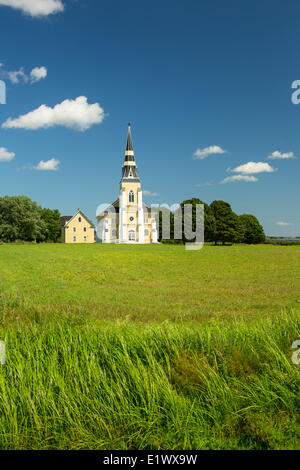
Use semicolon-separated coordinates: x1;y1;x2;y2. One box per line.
60;216;72;227
61;209;95;228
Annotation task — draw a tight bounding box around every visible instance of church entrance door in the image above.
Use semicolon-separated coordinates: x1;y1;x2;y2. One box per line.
128;230;136;241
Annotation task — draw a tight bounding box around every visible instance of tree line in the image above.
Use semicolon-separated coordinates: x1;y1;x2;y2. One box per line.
158;198;266;244
0;196;61;243
0;195;265;245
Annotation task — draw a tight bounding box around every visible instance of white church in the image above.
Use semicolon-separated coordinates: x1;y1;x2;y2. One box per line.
97;125;158;244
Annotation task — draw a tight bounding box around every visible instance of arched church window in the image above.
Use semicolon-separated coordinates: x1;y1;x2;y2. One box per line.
129;190;134;203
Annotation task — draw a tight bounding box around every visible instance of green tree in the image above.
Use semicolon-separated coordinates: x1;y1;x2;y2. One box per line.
239;214;265;244
180;198;216;242
210;200;244;244
157;206;174;242
0;196;47;242
40;208;61;242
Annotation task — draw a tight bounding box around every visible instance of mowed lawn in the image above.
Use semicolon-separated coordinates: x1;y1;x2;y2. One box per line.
0;243;300;324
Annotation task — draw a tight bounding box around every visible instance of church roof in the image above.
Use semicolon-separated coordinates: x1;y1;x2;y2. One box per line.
108;198;151;214
121;164;140;182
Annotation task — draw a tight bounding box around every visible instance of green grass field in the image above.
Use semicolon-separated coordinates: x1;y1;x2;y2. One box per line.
0;244;299;449
1;243;300;324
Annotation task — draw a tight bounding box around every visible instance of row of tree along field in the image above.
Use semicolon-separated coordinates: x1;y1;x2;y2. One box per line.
159;198;266;245
0;196;61;243
0;195;265;244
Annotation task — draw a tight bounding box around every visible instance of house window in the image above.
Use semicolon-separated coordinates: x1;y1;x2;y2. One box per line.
84;227;87;232
128;190;134;203
73;227;76;232
144;229;149;236
83;236;87;242
73;236;76;242
128;230;135;241
78;217;82;222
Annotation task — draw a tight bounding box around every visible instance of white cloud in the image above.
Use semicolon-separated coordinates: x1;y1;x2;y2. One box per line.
0;147;15;161
3;65;47;84
143;190;159;197
196;182;214;187
2;96;105;131
268;150;295;160
7;67;27;84
231;161;276;175
276;221;294;226
34;158;60;171
0;0;64;17
193;145;227;160
160;203;180;212
30;66;47;83
221;174;258;184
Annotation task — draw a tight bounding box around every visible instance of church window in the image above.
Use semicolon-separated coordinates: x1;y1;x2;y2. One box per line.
78;217;82;222
112;229;117;237
73;227;76;232
83;236;87;242
73;236;76;242
144;229;149;236
129;190;134;203
84;227;87;232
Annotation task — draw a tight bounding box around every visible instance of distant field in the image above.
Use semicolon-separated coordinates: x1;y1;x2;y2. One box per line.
1;243;300;325
0;244;299;450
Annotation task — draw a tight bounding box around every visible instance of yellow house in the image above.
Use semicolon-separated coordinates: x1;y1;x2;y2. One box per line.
60;209;95;243
97;124;158;244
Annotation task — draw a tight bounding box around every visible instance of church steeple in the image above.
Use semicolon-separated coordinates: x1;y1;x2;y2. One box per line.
126;123;133;151
121;124;140;184
125;123;135;163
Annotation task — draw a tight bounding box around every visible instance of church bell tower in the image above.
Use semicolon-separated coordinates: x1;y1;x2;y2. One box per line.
119;124;144;243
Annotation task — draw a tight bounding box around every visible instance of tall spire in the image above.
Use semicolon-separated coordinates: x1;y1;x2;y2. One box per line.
124;123;135;163
125;123;135;165
121;123;140;184
126;123;133;152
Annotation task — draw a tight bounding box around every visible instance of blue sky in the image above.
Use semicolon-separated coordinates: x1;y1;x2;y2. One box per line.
0;0;299;236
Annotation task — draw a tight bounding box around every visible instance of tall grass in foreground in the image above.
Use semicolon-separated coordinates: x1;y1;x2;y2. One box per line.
0;310;299;450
